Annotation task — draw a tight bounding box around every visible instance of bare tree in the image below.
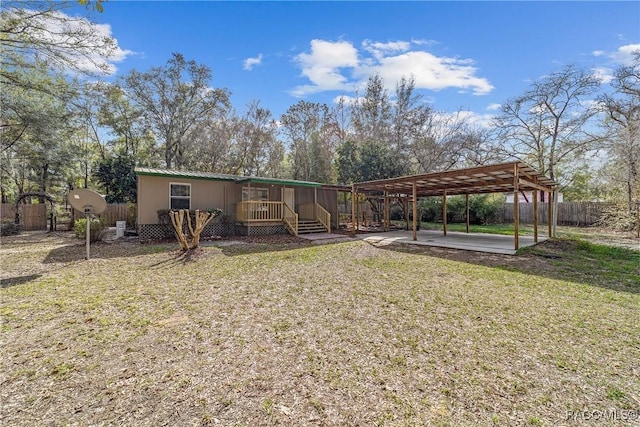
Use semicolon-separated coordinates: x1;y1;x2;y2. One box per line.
493;65;602;182
122;53;230;169
228;101;280;177
281;100;339;182
410;110;482;173
599;51;640;211
184;111;235;173
350;74;393;145
392;75;431;166
493;65;603;233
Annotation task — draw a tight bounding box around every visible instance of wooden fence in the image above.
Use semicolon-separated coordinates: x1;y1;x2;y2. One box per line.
73;203;135;227
1;204;47;231
501;202;611;226
1;203;135;231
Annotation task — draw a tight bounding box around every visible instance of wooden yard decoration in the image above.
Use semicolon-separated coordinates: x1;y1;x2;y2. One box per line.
168;209;219;251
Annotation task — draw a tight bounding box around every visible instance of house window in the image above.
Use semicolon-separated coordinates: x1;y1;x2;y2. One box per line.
242;187;268;201
170;183;191;210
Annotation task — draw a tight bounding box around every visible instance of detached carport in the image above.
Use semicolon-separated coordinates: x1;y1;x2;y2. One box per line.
351;162;557;251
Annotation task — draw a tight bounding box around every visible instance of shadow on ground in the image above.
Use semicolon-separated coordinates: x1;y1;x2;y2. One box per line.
1;274;42;288
369;239;640;295
7;231;639;295
41;240;157;263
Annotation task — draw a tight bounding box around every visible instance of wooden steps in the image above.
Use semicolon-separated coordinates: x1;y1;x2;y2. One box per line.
296;220;327;234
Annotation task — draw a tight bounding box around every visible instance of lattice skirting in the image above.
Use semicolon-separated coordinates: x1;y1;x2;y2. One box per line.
139;222;237;242
236;224;288;236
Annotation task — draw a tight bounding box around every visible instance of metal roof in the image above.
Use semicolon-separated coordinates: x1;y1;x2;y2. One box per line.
135;167;238;182
134;167;323;188
235;176;322;188
352;162;556;197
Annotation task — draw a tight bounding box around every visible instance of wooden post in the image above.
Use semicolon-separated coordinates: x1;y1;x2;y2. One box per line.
314;187;317;218
533;188;538;243
337;191;340;230
636;202;639;239
351;185;356;233
465;193;470;233
356;192;360;231
384;190;389;232
247;181;251;235
412;181;417;241
442;189;447;237
548;191;553;238
513;164;519;250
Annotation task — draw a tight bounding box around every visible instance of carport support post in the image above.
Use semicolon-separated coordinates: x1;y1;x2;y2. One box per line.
442;190;447;236
548;191;553;237
465;193;470;233
351;185;356;234
356;192;360;231
533;188;538;243
412;181;417;241
513;163;519;251
314;188;317;218
247;181;251;236
384;191;389;232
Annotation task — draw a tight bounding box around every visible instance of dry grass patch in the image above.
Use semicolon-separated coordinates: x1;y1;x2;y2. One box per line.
1;232;638;426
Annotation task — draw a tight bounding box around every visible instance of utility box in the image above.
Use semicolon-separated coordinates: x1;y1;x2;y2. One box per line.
116;221;126;238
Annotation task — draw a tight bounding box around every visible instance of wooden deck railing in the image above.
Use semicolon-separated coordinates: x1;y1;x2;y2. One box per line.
299;202;331;233
283;203;298;236
316;204;331;233
236;201;283;222
235;200;326;236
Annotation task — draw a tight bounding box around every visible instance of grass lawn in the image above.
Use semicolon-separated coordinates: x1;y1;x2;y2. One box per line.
1;231;639;426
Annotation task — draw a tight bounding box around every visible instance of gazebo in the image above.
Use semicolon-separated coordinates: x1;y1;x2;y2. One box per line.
351;161;557;250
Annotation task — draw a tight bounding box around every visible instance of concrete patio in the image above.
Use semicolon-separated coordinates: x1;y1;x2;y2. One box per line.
356;229;547;255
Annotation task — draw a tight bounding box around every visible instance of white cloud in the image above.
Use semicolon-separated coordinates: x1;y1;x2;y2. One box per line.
591;67;614;84
364;51;494;95
486;103;501;111
291;39;359;96
243;54;263;71
411;38;439;47
291;38;493;97
593;43;640;67
611;43;640;65
454;110;496;129
362;39;410;59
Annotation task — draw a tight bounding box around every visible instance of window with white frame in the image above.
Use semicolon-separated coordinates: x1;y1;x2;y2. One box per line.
242;187;268;201
170;183;191;210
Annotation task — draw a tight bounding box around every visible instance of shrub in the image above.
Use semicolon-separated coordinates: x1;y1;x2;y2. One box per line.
389;205;404;221
598;203;638;232
126;202;137;228
73;218;108;242
0;222;21;236
418;194;503;225
469;194;504;224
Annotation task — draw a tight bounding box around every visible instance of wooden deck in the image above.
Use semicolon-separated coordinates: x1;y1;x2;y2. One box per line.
235;201;330;236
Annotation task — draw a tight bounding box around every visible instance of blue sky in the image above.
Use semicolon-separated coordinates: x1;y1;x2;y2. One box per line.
87;1;639;124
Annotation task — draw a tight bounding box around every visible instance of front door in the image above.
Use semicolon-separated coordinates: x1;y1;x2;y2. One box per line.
283;188;295;210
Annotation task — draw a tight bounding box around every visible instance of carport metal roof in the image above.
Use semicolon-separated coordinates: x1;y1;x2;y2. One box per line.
352;161;556;196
